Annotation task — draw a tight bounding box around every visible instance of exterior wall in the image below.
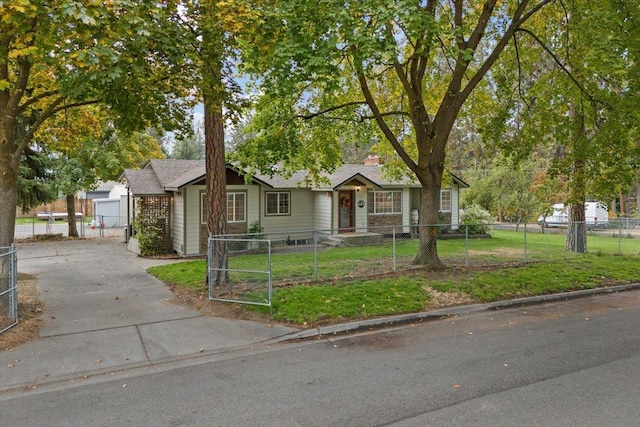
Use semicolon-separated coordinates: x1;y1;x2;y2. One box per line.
184;185;204;255
172;192;185;255
179;183;261;256
313;191;333;231
402;188;411;233
366;187;406;233
407;186;461;230
260;188;315;238
118;195;128;228
450;185;460;230
353;188;367;230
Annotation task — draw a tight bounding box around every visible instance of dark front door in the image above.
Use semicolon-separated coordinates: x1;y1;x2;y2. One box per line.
338;190;354;232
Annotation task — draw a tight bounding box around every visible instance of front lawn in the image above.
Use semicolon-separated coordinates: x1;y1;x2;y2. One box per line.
147;234;639;326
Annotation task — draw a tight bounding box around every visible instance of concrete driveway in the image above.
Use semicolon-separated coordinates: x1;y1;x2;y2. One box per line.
1;238;297;393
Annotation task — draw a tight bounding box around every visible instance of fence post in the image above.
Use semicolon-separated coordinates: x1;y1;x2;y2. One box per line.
618;221;622;255
524;223;528;263
392;226;396;272
464;224;469;267
313;231;318;282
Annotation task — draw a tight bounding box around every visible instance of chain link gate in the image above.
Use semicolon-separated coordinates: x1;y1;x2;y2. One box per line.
0;245;18;334
208;235;272;307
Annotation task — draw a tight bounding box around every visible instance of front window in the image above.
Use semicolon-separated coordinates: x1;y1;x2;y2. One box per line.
266;192;290;215
227;192;246;223
201;192;246;224
368;190;402;214
440;189;452;212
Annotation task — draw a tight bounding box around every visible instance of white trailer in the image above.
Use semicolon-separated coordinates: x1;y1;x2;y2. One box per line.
538;201;608;228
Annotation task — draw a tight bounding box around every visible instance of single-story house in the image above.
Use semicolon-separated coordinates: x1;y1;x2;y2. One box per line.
121;158;468;256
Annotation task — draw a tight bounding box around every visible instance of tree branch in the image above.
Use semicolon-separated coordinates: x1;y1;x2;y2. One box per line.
353;54;417;174
458;0;536;103
17;90;61;114
515;27;597;106
12;98;98;169
296;101;368;120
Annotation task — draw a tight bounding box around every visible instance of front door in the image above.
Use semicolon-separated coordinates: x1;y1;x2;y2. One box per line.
338;190;354;232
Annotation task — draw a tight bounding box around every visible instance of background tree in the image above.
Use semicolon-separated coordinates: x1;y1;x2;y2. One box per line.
17;144;57;213
1;1;195;247
170;121;205;160
237;0;561;269
36;105;164;236
482;0;640;251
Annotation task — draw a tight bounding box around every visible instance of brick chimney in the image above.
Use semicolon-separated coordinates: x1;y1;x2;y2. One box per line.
364;154;382;165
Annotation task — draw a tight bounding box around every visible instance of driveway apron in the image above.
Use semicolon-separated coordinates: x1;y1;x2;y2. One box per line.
1;238;296;392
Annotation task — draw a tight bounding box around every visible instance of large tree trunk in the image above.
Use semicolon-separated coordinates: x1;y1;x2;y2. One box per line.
413;167;445;270
0;139;18;296
566;201;587;253
0;142;18;249
204;99;228;286
66;194;79;237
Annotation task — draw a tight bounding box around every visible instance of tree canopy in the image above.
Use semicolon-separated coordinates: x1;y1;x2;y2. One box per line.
236;0;564;268
1;0;196;246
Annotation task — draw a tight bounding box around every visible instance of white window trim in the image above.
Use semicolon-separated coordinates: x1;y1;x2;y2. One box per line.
265;191;290;216
201;191;247;224
227;192;246;223
201;192;206;225
440;189;452;212
369;190;402;214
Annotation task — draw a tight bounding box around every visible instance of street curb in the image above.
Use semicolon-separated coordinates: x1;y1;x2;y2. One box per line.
271;282;640;343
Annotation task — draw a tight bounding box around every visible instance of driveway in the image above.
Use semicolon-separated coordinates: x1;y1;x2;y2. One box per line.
1;237;297;393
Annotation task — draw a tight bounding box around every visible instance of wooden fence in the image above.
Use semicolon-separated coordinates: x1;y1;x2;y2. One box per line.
16;198;93;218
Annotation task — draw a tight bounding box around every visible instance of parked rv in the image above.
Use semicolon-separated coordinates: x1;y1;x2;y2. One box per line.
537;202;609;229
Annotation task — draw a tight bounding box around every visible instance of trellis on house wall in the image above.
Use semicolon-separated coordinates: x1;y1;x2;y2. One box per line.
135;196;172;255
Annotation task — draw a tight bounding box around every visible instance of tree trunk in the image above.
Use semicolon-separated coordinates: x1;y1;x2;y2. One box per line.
0;142;18;295
0;144;18;249
635;180;640;212
66;194;79;237
413;168;445;270
566;201;587;253
204;99;228;286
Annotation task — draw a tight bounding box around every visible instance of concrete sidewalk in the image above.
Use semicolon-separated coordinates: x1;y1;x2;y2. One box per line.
1;238;298;394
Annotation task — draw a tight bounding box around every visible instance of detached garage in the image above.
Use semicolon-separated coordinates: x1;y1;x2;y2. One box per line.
92;184;128;228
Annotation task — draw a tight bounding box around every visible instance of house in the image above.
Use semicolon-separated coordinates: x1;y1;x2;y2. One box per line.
121;159;468;256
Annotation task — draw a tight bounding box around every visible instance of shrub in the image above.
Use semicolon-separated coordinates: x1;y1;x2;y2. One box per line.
460;204;494;234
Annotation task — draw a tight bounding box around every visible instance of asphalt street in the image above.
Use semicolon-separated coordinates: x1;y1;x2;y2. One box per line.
2;288;639;426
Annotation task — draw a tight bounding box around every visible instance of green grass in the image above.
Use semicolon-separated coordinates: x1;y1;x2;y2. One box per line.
148;260;207;291
147;230;639;325
15;218;38;225
258;277;428;324
430;254;640;302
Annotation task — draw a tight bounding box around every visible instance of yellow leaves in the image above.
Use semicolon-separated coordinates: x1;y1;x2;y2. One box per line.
8;45;39;59
213;0;260;34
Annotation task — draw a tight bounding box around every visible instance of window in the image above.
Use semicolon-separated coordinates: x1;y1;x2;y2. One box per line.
368;190;402;214
201;192;246;224
227;192;246;223
266;192;290;216
440;189;452;212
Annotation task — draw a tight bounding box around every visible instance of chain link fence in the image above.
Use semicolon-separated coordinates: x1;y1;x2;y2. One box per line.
14;215;126;240
209;222;640;305
0;245;18;335
208;236;272;306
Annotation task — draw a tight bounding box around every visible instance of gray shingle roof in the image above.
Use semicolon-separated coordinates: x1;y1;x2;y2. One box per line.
122;169;165;196
123;160;468;196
